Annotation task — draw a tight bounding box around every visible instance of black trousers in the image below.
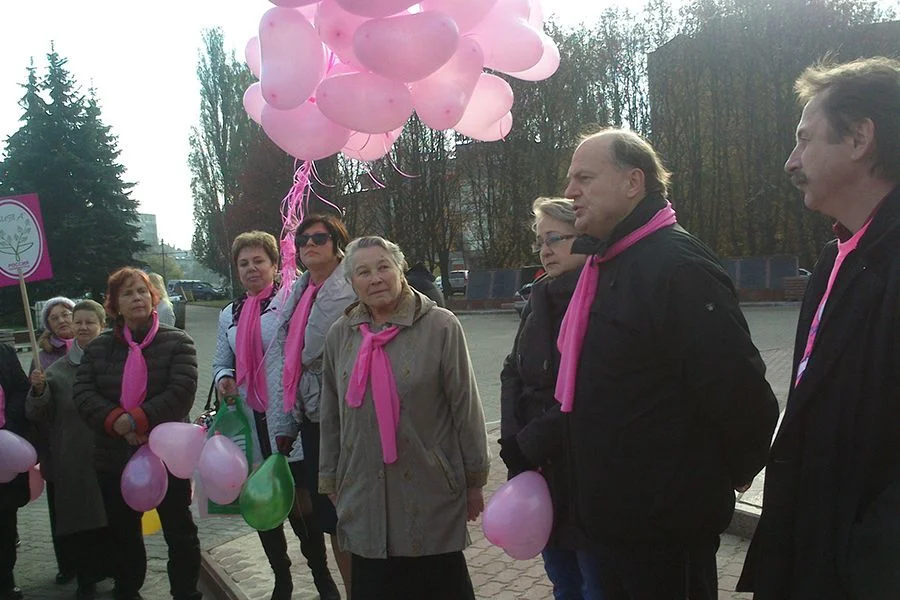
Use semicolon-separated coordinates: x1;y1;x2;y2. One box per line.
57;526;113;586
592;534;720;600
351;552;476;600
98;471;201;600
0;508;17;591
47;481;78;575
299;420;338;534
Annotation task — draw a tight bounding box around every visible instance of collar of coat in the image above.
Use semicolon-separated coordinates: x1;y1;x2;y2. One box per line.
571;192;669;257
345;284;435;329
830;183;900;258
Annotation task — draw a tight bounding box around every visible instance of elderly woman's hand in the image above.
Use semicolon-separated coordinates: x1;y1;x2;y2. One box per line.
30;369;46;395
466;488;484;522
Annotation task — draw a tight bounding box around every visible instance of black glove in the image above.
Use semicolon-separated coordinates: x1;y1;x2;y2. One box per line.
499;436;536;478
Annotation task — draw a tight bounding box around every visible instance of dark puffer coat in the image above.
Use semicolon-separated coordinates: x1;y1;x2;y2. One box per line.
0;343;30;510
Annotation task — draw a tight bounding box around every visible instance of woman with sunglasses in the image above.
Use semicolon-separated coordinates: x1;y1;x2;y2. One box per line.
282;215;356;596
499;197;604;600
213;230;341;600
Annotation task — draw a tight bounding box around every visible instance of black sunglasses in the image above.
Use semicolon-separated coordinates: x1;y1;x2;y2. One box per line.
297;232;331;247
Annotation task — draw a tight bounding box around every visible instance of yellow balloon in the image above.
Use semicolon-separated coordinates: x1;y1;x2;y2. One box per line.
142;509;162;536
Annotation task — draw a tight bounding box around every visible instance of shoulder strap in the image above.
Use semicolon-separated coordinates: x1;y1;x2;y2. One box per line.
204;379;220;412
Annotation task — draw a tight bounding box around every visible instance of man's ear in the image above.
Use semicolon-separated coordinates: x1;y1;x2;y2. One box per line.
625;168;646;200
850;118;876;160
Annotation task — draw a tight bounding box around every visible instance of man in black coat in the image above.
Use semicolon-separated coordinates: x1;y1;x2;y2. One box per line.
405;263;445;308
738;57;900;599
562;128;778;599
0;343;30;600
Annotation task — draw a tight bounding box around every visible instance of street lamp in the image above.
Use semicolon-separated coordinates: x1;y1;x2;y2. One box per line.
160;238;166;281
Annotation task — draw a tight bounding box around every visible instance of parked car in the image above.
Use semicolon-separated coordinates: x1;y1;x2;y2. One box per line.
513;282;533;316
166;279;227;301
448;270;469;296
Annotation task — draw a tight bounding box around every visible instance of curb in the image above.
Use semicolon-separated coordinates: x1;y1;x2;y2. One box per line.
200;549;251;600
726;506;761;540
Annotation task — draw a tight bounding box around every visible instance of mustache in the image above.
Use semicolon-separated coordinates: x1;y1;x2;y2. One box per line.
790;172;808;187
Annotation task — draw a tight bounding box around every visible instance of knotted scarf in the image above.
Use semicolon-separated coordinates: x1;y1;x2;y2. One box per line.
121;311;161;410
235;283;274;413
283;279;321;413
0;384;6;429
555;203;678;412
346;323;402;463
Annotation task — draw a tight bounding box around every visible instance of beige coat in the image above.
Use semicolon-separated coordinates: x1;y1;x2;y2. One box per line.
319;288;490;559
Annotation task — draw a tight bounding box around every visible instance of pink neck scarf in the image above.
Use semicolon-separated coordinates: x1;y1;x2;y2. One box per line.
121;311;161;410
346;323;402;463
794;218;873;386
283;279;321;413
236;284;273;413
0;384;6;429
555;203;678;412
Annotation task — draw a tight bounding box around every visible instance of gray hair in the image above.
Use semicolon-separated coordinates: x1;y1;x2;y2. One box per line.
344;236;409;282
532;197;576;232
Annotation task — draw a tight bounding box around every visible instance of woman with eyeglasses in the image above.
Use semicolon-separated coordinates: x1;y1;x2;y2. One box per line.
499;197;604;600
213;230;341;600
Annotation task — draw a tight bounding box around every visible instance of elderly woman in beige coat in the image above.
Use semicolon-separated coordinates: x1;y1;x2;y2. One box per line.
320;236;490;600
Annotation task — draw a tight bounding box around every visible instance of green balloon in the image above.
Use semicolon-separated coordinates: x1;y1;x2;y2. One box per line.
239;454;295;531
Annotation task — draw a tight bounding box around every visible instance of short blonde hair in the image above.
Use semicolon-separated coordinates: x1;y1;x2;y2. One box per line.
231;230;279;266
532;197;576;232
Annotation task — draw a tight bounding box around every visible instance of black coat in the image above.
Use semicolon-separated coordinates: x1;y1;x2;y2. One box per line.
568;194;779;544
0;343;30;510
739;184;900;599
500;268;583;547
406;267;445;308
73;324;198;474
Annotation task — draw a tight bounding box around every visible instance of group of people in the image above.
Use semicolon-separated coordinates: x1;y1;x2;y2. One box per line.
1;54;899;600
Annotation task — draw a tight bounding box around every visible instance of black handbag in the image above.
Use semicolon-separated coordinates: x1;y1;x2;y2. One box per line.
194;380;219;430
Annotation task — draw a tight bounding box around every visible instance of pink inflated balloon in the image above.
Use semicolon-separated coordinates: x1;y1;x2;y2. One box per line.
197;435;249;506
453;73;514;134
410;36;484;130
243;83;265;126
506;33;560;81
528;0;545;28
420;0;499;33
0;470;16;484
342;127;403;161
457;111;513;142
148;423;208;480
269;0;319;6
245;36;261;79
468;17;543;73
482;471;553;558
335;0;418;18
121;445;169;513
316;72;413;133
259;7;326;110
28;465;43;502
262;101;352;160
316;0;369;69
354;11;460;82
0;429;37;474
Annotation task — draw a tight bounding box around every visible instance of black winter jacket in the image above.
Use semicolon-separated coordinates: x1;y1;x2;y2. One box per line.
73;324;198;474
0;343;30;510
568;194;778;544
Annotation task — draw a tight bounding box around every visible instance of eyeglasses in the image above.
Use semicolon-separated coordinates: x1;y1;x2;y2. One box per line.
532;233;576;253
49;311;73;324
297;232;330;247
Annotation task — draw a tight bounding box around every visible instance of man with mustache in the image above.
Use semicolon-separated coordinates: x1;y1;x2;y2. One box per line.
738;57;900;599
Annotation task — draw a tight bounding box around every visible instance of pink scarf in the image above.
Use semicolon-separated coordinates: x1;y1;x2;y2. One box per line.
282;279;321;413
555;203;678;412
346;323;402;463
235;284;273;413
121;311;161;410
0;384;6;429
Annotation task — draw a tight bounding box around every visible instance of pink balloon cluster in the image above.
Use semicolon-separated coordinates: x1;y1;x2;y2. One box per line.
482;471;554;560
243;0;560;161
0;430;38;483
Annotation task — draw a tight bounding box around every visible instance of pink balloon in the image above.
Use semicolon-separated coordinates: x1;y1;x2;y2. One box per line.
410;36;484;130
316;0;369;69
0;470;16;484
354;11;460;82
148;423;208;480
468;18;543;73
28;464;44;502
121;445;169;513
335;0;418;18
452;73;514;134
482;471;553;557
245;36;261;79
528;0;545;28
457;111;513;142
0;430;37;474
342;127;403;161
505;33;559;81
262;100;352;160
197;435;249;505
420;0;499;33
259;7;327;110
269;0;319;6
316;72;413;133
243;83;265;126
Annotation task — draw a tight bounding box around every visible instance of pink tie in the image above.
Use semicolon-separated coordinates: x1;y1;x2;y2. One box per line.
555;203;678;412
346;323;402;463
235;284;273;413
121;311;161;410
283;280;321;413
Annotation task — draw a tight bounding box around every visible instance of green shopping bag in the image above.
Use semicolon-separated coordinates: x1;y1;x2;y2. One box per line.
205;394;254;515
